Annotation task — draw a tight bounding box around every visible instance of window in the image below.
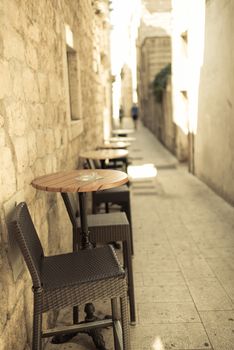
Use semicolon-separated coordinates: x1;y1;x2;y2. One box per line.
66;46;80;120
64;25;82;125
181;30;188;57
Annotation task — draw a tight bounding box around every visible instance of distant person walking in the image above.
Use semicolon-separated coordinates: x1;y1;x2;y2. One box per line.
119;106;124;126
131;103;139;130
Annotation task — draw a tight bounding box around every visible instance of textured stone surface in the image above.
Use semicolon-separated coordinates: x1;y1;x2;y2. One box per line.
200;310;234;350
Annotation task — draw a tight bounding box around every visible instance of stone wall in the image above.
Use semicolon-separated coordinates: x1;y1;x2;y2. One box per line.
171;0;191;162
195;0;234;204
137;36;171;136
161;78;175;154
0;0;110;348
121;64;133;119
137;0;171;137
171;0;234;192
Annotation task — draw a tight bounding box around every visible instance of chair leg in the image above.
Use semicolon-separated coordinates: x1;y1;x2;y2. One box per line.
32;289;43;350
105;202;109;213
123;203;134;256
73;306;79;324
92;193;98;214
120;294;131;350
123;241;136;325
111;298;120;350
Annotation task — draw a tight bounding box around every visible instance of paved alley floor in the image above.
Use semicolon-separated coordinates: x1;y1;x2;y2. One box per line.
46;121;234;350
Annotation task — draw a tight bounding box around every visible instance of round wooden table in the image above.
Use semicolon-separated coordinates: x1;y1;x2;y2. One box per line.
80;149;128;160
98;141;130;149
31;169;128;348
109;136;136;143
31;169;128;248
112;129;134;136
79;149;128;169
31;169;128;194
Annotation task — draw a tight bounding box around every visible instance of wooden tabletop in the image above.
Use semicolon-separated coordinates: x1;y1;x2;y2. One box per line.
109;137;136;143
79;149;128;160
98;141;131;149
112;129;134;135
31;169;128;193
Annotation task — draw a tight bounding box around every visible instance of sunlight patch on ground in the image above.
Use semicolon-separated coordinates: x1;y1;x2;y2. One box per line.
152;336;165;350
128;163;157;181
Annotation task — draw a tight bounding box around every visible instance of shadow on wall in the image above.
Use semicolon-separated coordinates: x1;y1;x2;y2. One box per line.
146;2;207;167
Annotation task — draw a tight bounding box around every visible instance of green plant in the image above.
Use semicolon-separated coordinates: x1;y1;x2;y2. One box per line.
152;63;171;103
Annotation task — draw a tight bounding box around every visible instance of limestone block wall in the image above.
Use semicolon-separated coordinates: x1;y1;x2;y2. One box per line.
0;0;110;348
138;36;171;136
95;1;112;140
161;79;175;153
195;0;234;204
121;64;133;119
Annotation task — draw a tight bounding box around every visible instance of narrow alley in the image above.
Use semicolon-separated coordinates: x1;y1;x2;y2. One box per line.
130;123;234;350
1;1;234;350
46;121;234;350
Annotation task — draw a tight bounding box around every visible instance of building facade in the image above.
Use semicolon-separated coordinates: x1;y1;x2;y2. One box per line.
138;35;171;137
137;0;172;141
171;0;234;203
120;64;133;119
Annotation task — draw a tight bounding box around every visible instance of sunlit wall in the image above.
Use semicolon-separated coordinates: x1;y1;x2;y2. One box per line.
195;0;234;204
171;0;205;161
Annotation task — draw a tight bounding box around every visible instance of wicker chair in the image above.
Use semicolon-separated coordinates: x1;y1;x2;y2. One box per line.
9;202;131;350
84;159;134;255
87;157;127;172
62;193;136;325
92;188;133;253
105;157;128;173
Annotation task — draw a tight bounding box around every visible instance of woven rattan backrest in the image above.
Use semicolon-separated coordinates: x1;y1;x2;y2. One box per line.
93;159;101;169
85;158;101;170
10;202;44;288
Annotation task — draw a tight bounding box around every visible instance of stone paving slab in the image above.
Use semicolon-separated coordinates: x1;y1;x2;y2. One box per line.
186;278;233;311
130;323;212;350
137;302;200;324
200;310;234;350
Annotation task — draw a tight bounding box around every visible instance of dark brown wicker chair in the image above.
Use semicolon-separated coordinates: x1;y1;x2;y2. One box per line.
62;193;136;325
87;157;127;172
92;186;132;245
84;159;134;255
8;202;131;350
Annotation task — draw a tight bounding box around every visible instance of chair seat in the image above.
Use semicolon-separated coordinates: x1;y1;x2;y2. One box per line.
82;212;129;227
42;245;125;290
77;212;130;246
92;185;133;256
77;212;130;242
97;185;129;194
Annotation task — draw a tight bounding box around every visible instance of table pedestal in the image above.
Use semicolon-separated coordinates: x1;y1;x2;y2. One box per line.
78;192;93;250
